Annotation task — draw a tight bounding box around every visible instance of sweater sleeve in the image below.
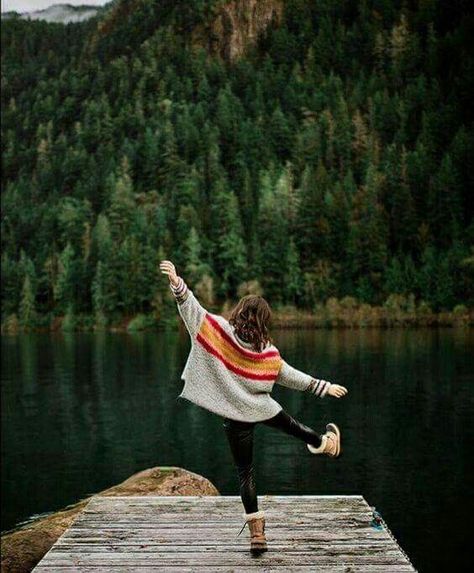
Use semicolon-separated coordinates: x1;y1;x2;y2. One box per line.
274;359;331;398
169;276;206;338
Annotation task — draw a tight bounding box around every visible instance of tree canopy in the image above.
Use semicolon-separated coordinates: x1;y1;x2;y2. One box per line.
1;0;473;326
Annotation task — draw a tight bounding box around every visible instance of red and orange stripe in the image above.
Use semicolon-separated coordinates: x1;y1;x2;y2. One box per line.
196;313;282;381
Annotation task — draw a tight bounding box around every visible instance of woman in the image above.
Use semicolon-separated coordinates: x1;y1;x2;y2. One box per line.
159;260;348;555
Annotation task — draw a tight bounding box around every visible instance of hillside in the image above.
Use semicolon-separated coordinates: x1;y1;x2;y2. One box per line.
1;0;473;331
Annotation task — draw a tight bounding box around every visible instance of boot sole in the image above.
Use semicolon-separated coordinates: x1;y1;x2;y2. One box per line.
326;423;342;458
251;545;268;556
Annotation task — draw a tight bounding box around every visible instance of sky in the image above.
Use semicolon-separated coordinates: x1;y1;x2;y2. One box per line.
2;0;109;13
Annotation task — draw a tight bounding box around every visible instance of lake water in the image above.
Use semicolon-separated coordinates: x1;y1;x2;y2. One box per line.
1;328;472;572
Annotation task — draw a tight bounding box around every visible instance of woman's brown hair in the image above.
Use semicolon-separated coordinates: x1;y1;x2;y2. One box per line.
228;295;273;353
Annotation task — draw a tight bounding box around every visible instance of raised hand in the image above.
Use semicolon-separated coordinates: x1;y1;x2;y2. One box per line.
159;260;180;287
327;384;348;398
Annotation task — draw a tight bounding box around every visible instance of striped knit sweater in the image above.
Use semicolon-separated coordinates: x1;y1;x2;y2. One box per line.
169;276;332;422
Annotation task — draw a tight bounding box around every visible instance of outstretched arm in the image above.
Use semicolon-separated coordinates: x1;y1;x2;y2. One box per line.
275;359;348;399
160;260;206;338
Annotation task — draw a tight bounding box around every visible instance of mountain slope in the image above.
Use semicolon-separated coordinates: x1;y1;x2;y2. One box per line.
85;0;283;63
1;0;473;325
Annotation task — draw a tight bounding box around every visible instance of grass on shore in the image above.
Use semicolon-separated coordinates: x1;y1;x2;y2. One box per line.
1;295;472;334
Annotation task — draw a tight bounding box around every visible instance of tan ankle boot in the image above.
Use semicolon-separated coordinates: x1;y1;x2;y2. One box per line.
238;510;268;554
307;422;341;457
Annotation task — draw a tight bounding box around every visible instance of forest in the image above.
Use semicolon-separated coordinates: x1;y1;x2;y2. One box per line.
1;0;473;331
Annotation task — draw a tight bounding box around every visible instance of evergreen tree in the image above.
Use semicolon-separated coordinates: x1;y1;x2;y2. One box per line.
269;105;292;159
382;144;417;252
417;245;455;311
107;157;136;241
285;237;303;305
92;262;105;315
212;188;248;298
428;153;462;248
347;165;388;302
184;226;211;286
1;253;21;316
19;258;37;327
295;161;331;269
256;172;291;304
54;243;75;313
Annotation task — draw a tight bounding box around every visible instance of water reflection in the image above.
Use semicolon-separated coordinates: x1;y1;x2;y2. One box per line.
1;328;473;572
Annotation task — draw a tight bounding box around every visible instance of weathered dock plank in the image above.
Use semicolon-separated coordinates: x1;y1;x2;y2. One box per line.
32;495;416;572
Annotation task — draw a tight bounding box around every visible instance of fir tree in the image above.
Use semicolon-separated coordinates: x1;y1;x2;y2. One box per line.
19;267;37;327
54;243;75;313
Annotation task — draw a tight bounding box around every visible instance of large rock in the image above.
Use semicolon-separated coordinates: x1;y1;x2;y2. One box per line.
192;0;284;62
1;466;219;573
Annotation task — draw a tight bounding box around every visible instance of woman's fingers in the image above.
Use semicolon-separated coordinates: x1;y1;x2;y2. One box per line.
159;260;176;275
332;384;348;398
159;261;179;286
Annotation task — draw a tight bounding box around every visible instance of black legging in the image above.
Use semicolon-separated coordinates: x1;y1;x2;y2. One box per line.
223;409;322;514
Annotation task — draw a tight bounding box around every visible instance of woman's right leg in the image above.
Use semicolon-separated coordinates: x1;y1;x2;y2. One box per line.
222;418;258;514
261;409;323;448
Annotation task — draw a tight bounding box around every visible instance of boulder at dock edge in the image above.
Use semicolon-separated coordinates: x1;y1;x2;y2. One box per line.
1;466;219;573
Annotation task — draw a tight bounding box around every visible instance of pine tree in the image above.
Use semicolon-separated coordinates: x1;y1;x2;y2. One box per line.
417;245;455;311
184;226;211;286
352;109;370;180
384;256;406;295
54;243;75;313
19;262;37;328
285;237;303;305
1;252;21;316
382;144;417;252
212;188;248;299
333;93;352;174
347;165;388;302
256;172;291;304
92;261;105;313
295;161;331;269
428;153;462;248
269;105;292;159
139;126;160;192
107;157;136;240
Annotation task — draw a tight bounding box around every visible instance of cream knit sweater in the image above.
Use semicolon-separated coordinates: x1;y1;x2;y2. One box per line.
170;277;331;422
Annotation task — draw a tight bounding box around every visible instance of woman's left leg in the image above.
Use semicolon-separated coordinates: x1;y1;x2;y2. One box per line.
223;417;268;554
222;418;258;514
261;409;323;448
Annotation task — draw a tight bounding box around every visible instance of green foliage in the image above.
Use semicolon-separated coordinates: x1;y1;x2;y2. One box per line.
127;313;158;331
285;237;303;305
257;170;295;304
212;187;248;298
1;0;472;326
19;274;36;328
185;226;212;286
453;304;468;316
61;304;76;332
19;253;37;327
54;243;76;312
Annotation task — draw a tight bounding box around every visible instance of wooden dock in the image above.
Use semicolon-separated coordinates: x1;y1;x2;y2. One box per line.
32;495;416;572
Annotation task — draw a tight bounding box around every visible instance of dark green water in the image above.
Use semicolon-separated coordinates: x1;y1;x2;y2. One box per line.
1;328;472;572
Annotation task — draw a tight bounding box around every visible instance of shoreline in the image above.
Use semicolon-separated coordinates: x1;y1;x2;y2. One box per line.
1;305;472;334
